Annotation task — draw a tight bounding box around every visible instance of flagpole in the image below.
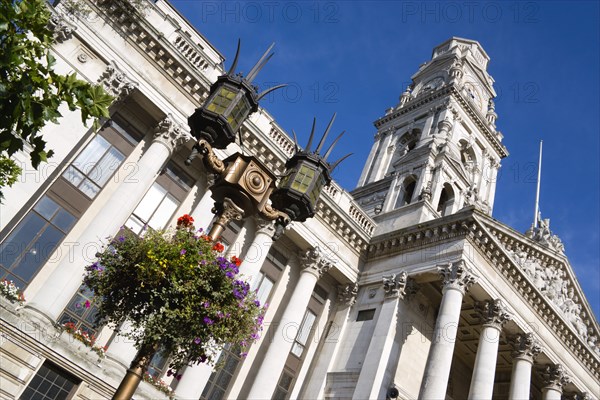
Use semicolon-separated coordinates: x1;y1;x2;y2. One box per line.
533;140;543;228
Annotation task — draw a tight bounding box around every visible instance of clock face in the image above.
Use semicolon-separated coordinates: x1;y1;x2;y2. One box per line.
464;82;482;109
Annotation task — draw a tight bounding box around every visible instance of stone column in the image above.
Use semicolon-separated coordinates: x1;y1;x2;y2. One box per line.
172;362;214;399
541;364;571;400
240;220;276;289
419;260;478;400
190;178;216;233
508;333;541;400
246;248;332;400
28;116;189;321
301;283;358;399
468;299;511;400
354;273;416;400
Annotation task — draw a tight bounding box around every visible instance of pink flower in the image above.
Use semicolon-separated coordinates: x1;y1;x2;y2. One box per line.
84;300;91;309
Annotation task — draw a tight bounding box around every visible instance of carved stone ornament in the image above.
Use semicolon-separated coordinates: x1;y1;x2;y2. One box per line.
153;114;191;153
565;393;591;400
509;333;542;362
337;283;358;306
475;299;511;329
541;364;571;392
211;197;244;228
300;247;333;278
382;272;418;299
525;212;566;254
255;218;277;238
48;11;77;43
99;62;139;102
438;260;478;294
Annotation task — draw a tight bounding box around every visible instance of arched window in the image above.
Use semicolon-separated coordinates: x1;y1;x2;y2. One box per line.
437;183;455;216
395;176;417;208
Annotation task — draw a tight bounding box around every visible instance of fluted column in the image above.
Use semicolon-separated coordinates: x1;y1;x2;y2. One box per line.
28;116;189;321
354;273;417;400
419;260;478;400
190;178;216;232
301;283;358;399
508;333;541;400
541;364;571;400
240;220;276;289
468;299;511;399
246;248;332;400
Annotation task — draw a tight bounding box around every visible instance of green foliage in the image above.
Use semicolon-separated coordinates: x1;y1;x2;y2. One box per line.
0;155;22;202
0;0;113;200
84;216;265;373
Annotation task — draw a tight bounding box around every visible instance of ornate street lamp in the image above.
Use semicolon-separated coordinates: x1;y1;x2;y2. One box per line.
186;41;285;163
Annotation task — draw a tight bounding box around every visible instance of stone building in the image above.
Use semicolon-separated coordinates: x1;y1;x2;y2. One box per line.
0;1;598;399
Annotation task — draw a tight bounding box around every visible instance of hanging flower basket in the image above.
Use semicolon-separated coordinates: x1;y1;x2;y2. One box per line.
0;279;25;305
83;215;265;373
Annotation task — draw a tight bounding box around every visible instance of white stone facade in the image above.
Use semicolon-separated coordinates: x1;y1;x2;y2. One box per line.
0;3;597;400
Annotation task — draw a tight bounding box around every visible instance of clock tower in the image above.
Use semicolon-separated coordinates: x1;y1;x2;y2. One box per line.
352;37;508;235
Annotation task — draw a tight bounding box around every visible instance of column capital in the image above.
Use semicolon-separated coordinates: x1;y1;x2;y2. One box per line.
382;272;418;299
509;333;541;362
438;260;478;294
99;62;139;102
475;299;511;330
541;364;571;393
565;393;591;400
255;218;276;237
300;247;333;278
337;282;358;306
153;114;191;153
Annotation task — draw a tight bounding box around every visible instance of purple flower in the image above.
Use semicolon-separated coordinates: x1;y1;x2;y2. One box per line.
180;249;187;255
194;337;201;344
202;301;210;308
203;317;214;325
254;300;260;307
118;236;125;242
251;333;260;340
240;352;248;358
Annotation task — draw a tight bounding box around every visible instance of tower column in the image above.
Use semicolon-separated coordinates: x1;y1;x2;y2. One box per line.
541;364;571;400
246;248;332;399
301;283;358;399
353;273;416;400
419;260;477;400
468;299;511;400
28;116;189;321
508;333;541;400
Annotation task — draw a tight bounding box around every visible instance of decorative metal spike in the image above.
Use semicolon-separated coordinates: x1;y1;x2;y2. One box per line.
227;39;241;76
330;153;352;171
246;42;275;82
257;84;287;101
315;113;337;154
323;130;346;160
292;129;299;153
305;117;317;152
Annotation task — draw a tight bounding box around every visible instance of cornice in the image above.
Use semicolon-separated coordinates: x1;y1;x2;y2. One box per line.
373;85;508;159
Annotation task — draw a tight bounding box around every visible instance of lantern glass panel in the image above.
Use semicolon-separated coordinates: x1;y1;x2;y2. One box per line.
291;165;315;194
227;96;251;132
309;174;326;205
206;86;237;115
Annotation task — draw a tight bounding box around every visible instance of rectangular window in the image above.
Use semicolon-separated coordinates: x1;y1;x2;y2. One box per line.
356;309;376;321
58;285;99;337
20;361;80;400
147;347;170;380
272;370;294;400
0;196;76;289
290;310;317;358
62;134;126;199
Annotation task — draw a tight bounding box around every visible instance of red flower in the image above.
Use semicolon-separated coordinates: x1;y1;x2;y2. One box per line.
200;234;211;242
212;243;224;252
231;256;242;266
177;214;195;228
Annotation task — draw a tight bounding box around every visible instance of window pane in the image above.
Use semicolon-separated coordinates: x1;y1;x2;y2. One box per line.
52;209;77;233
0;214;45;269
296;311;316;346
133;184;167;223
78;179;101;199
255;276;274;305
72;135;110;174
62;166;84;186
88;147;125;187
147;194;178;230
124;216;145;235
11;225;63;282
34;196;60;220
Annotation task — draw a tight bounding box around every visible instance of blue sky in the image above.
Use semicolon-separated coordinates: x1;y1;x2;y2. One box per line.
170;1;600;317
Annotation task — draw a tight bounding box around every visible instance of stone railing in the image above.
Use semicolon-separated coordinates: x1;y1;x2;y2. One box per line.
173;34;210;72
